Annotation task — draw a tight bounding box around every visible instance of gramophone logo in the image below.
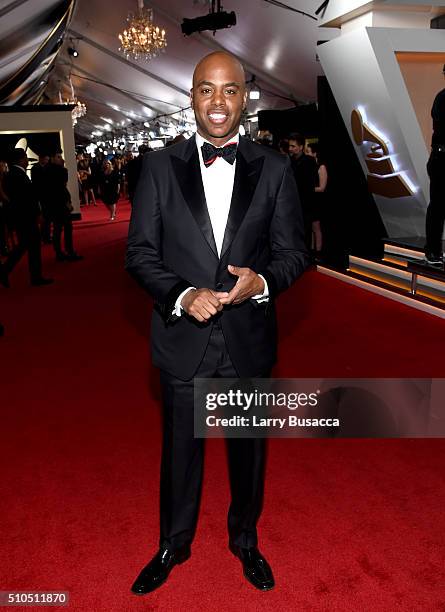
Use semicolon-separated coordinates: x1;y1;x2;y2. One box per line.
351;108;414;198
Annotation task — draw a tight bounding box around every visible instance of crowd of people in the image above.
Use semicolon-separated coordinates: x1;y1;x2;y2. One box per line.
0;131;328;299
0;143;156;296
271;132;329;260
0;148;82;290
75;145;151;219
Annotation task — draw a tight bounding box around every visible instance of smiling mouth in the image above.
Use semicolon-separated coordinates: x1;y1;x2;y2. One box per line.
207;112;228;125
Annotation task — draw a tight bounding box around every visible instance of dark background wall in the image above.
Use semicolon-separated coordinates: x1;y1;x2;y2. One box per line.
317;76;387;267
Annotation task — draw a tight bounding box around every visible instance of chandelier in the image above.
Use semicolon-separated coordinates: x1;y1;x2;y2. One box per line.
58;78;87;126
71;100;87;125
118;0;167;62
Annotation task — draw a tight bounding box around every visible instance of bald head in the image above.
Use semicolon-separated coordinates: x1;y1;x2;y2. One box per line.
191;52;247;146
192;52;245;88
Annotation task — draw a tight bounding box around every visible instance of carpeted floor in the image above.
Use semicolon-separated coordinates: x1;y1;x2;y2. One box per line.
1;200;445;611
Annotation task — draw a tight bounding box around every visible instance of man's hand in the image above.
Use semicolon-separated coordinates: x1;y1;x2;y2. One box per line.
219;265;265;305
181;288;228;323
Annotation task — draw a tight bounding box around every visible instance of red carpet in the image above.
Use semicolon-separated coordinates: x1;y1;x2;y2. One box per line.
1;200;445;611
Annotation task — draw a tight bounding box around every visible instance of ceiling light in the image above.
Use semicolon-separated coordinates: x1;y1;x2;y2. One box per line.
248;75;261;100
58;77;86;126
118;0;167;62
181;1;236;36
68;47;79;57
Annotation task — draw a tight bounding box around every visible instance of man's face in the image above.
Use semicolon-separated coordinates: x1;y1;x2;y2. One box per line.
191;53;247;146
288;140;304;158
52;154;64;166
18;155;28;169
40;156;49;166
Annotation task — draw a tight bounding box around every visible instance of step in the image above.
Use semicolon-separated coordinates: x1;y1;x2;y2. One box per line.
317;264;445;320
348;255;445;304
383;236;445;267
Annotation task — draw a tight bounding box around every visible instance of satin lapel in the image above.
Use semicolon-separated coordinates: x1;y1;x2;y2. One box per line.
170;144;218;259
220;149;264;259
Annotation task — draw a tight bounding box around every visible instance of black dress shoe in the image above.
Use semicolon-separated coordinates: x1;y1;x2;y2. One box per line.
31;277;54;286
230;544;275;591
65;252;84;262
425;252;443;266
131;544;191;595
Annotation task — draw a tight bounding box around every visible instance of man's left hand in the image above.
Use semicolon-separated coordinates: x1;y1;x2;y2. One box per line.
219;265;265;305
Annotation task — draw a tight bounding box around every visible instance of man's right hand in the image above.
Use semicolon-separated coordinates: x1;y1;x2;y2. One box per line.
181;288;228;323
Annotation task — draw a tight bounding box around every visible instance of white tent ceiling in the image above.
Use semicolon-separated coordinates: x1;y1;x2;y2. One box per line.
45;0;338;140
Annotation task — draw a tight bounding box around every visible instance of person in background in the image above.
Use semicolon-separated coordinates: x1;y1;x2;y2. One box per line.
99;159;120;221
127;145;149;205
46;151;83;262
89;152;103;201
112;156;124;199
77;153;97;207
424;64;445;265
255;130;273;147
288;132;318;252
165;134;186;148
31;152;51;243
121;151;134;199
0;159;10;257
1;148;52;287
278;138;289;156
306;142;328;259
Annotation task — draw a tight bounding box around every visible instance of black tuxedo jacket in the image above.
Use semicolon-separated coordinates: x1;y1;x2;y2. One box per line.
5;165;40;227
126;136;308;381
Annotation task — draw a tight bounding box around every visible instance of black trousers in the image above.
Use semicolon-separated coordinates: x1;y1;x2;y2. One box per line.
425;150;445;256
53;213;74;256
40;204;53;243
4;222;42;281
159;323;267;552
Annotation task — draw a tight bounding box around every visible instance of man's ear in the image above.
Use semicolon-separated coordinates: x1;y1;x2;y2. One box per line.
190;88;194;110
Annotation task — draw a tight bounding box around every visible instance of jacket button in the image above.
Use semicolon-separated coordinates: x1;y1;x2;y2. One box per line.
216;282;223;290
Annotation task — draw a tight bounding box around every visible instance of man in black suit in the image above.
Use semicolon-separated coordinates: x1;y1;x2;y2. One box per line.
126;144;150;205
288;132;318;250
126;52;308;595
31;152;51;243
1;148;52;287
46;151;82;262
424;65;445;265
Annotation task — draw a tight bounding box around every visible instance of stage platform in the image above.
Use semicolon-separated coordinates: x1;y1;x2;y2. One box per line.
317;238;445;320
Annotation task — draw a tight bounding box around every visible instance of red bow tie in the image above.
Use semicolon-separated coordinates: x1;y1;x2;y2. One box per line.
201;141;238;168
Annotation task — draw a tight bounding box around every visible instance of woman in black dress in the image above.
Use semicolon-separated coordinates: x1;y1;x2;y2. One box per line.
99;159;120;221
306;142;328;259
77;154;97;207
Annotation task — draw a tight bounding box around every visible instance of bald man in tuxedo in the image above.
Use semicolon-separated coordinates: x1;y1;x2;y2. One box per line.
126;51;308;595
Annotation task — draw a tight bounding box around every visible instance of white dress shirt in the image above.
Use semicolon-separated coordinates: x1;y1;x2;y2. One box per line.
173;132;268;316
